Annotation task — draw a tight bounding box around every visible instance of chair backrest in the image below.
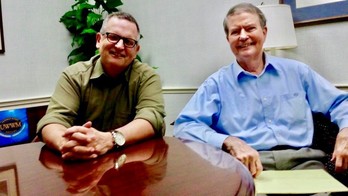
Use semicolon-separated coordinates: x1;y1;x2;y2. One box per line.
311;112;339;154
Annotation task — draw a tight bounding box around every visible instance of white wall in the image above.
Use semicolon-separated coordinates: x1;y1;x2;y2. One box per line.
277;22;348;86
0;0;347;136
120;0;348;88
0;0;72;102
163;93;193;136
121;0;348;135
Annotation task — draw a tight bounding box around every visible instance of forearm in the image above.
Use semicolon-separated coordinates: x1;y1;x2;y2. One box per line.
41;123;67;152
116;119;156;145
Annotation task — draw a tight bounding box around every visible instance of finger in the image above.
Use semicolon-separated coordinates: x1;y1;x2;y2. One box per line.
335;156;344;172
336;156;348;172
238;156;252;174
64;127;87;136
246;157;262;178
73;145;95;154
254;159;263;177
60;140;79;153
82;121;92;128
70;132;94;143
62;152;98;160
64;126;90;136
330;154;336;162
61;139;94;154
341;159;348;171
248;159;257;177
62;146;97;160
235;155;246;165
238;159;260;178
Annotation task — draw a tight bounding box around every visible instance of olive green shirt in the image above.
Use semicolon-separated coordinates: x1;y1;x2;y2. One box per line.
37;55;166;137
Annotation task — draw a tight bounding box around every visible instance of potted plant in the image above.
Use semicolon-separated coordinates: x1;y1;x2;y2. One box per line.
60;0;123;65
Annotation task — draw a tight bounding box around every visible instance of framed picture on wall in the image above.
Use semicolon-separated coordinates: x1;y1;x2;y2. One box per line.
0;165;19;196
0;0;4;53
280;0;348;27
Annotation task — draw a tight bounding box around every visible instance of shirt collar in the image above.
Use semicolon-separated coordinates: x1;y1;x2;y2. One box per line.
90;55;135;83
90;55;104;80
232;53;278;82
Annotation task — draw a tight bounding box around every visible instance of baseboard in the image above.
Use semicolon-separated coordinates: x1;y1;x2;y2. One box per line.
0;96;50;111
1;85;347;110
162;87;197;94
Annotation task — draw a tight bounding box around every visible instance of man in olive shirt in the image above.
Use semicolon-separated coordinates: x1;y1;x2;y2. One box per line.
37;12;166;160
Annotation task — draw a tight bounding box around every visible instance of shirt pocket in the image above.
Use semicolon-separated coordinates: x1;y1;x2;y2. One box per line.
279;92;307;123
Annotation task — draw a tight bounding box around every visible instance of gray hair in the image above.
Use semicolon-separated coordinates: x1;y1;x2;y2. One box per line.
223;3;267;36
100;11;140;35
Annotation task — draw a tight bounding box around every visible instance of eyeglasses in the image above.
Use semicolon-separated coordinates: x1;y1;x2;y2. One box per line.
102;32;138;48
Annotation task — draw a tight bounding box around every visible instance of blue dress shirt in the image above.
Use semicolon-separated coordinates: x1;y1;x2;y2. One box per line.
174;54;348;150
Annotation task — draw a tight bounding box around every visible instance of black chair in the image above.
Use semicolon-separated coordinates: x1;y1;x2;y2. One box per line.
311;112;348;186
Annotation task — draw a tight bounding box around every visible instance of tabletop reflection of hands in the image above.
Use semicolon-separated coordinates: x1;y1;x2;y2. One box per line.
39;145;116;194
39;138;169;195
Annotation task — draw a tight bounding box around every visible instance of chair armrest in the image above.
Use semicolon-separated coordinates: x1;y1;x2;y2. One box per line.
311;112;347;186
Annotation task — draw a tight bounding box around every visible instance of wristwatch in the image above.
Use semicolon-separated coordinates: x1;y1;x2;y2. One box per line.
111;129;125;148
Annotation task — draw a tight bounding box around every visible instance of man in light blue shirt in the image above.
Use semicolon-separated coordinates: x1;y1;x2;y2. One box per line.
174;3;348;178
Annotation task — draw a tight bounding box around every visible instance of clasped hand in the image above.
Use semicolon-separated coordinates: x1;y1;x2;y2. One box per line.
60;121;113;160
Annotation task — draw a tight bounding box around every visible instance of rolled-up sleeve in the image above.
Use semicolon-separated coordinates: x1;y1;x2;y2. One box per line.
132;62;166;136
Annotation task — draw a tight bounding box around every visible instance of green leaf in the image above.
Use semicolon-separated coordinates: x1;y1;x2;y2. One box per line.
60;10;77;25
68;48;91;65
86;12;102;28
93;20;103;31
136;54;142;62
61;0;124;65
76;23;87;32
60;10;77;21
75;8;90;22
68;47;84;59
75;36;86;46
81;28;97;35
78;3;95;10
106;0;123;8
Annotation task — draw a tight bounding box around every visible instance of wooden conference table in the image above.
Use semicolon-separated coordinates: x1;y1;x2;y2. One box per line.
0;137;255;195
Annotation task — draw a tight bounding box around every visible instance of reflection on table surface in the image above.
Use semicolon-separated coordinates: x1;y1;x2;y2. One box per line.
0;136;254;195
39;137;168;195
182;139;255;195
